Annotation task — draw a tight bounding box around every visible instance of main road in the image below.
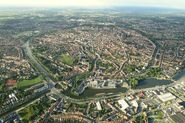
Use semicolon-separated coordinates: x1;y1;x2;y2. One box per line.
24;41;54;83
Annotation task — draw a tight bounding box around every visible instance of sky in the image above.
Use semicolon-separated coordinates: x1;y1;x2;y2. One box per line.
0;0;185;9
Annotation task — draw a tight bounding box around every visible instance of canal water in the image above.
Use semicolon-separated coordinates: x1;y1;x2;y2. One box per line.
80;87;127;98
135;78;172;89
173;69;185;81
135;69;185;89
63;87;127;99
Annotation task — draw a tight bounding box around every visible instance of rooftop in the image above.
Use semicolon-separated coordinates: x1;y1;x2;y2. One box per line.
157;93;176;102
118;99;129;111
171;112;185;123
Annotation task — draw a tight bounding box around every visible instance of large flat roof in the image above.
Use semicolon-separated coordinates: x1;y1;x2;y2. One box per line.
118;99;129;111
157;93;176;102
96;101;102;111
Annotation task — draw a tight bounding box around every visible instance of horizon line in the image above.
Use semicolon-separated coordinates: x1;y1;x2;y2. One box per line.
0;5;184;10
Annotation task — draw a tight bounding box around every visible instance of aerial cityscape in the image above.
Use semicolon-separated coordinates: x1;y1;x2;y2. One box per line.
0;0;185;123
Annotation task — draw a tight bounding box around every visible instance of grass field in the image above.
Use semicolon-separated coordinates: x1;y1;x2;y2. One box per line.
61;53;75;66
18;96;51;122
17;76;43;89
0;84;3;91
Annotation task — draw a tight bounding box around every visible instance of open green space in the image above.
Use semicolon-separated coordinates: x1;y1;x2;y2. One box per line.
18;96;51;123
61;53;75;66
17;76;43;89
123;64;137;73
0;84;3;91
129;67;163;88
135;113;146;123
155;110;164;119
146;67;163;77
129;76;145;88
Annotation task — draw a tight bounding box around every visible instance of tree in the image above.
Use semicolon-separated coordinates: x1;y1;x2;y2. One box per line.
129;78;138;88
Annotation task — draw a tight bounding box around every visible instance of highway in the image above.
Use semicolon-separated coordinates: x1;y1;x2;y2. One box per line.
24;42;54;83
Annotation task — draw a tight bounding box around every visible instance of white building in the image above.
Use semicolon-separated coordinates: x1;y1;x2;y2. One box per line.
96;101;102;111
88;80;98;88
131;100;138;108
118;99;129;112
158;93;176;102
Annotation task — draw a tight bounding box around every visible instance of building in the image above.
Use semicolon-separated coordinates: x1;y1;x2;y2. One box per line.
131;100;138;108
131;100;138;113
88;80;98;88
0;119;3;123
9;93;18;101
179;101;185;108
118;99;129;112
171;112;185;123
105;82;116;88
96;101;102;111
5;79;17;87
157;93;176;102
88;79;116;89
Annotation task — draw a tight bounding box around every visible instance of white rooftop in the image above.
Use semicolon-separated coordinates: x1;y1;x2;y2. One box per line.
158;93;176;102
96;101;102;111
131;100;138;107
118;99;129;111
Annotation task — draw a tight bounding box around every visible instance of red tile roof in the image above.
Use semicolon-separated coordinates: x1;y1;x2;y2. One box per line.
6;79;17;86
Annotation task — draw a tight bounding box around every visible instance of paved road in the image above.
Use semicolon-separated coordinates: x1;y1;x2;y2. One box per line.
24;42;54;83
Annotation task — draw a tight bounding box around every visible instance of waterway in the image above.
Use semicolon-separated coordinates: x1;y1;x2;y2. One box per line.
63;87;127;99
135;78;172;89
80;87;127;98
135;69;185;89
173;69;185;81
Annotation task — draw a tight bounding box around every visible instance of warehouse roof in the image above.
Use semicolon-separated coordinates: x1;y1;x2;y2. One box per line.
157;93;176;102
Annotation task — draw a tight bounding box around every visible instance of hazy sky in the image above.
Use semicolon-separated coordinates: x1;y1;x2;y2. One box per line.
0;0;185;9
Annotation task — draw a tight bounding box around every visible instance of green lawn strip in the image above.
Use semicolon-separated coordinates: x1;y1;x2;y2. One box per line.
32;53;57;80
0;84;3;91
61;53;75;66
17;76;43;89
155;110;164;119
18;97;51;122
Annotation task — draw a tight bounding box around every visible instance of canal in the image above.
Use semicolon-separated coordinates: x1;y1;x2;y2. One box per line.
135;78;172;89
173;69;185;81
80;87;127;98
135;69;185;89
63;87;127;99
